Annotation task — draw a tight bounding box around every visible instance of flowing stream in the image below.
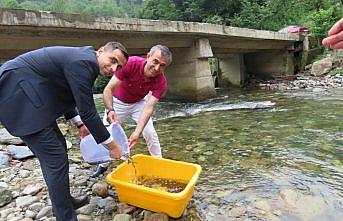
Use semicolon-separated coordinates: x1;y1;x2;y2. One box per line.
95;88;343;220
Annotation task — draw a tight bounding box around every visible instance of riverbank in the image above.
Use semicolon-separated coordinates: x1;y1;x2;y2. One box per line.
0;52;342;221
257;52;343;92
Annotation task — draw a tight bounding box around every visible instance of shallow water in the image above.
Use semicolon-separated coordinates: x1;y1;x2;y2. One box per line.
96;88;343;220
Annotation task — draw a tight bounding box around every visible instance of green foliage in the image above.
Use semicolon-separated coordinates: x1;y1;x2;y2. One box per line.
93;76;110;94
305;3;343;37
329;68;343;76
138;0;180;20
1;0;342;38
0;0;140;18
0;0;20;8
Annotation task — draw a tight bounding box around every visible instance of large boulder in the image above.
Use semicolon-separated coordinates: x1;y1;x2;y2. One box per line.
311;57;333;76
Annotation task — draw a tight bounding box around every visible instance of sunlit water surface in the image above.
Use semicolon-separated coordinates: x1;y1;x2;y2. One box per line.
95;88;343;220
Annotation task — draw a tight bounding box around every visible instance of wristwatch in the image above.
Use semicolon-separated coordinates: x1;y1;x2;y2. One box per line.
76;123;84;129
107;108;115;115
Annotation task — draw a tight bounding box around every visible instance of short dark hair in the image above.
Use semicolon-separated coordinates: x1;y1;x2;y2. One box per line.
104;42;129;60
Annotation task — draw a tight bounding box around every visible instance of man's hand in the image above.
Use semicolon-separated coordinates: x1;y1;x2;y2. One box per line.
128;131;140;148
75;121;90;139
78;125;90;139
322;18;343;49
105;141;122;159
106;110;118;124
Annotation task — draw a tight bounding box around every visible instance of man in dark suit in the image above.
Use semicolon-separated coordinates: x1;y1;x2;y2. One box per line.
0;42;128;221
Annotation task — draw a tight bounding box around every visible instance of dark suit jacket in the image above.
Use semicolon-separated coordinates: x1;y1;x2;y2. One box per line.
0;46;109;143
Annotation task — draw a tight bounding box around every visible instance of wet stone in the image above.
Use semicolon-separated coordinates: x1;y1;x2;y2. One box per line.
185;144;196;151
229;206;247;217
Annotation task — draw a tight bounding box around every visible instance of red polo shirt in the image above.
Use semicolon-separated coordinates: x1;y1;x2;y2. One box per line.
114;56;167;104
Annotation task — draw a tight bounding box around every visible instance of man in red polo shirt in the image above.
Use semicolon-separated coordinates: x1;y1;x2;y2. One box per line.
91;45;172;177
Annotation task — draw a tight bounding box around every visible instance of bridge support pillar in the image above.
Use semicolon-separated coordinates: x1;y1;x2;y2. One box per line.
164;39;216;101
217;54;245;87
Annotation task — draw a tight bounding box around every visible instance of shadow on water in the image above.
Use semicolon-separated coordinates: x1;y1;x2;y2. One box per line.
95;88;343;221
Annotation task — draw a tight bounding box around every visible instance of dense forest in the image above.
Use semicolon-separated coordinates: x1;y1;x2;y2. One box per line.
0;0;342;37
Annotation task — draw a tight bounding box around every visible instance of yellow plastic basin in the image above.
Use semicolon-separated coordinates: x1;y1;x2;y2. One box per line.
106;154;202;218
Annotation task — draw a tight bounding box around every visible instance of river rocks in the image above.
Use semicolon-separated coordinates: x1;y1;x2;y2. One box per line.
278;188;328;220
0;128;23;145
76;203;97;215
15;195;39;208
113;214;132;221
311;56;334;76
29;202;45;212
0;188;12;207
185;144;196;151
0;150;9;169
260;73;343;91
36;206;53;219
7;145;34;160
77;214;92;221
24;210;36;219
143;212;169;221
117;203;136;214
0;208;15;218
1;122;199;221
58;123;69;136
66;140;73;149
22;184;43;196
92;182;109;198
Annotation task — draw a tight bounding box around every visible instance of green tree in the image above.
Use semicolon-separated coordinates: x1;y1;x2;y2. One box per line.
93;76;110;94
306;5;342;37
138;0;180;20
0;0;21;8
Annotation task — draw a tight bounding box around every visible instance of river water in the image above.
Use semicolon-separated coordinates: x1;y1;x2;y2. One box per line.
95;88;342;221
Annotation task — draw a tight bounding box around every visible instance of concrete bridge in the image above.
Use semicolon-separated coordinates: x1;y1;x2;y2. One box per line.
0;8;304;101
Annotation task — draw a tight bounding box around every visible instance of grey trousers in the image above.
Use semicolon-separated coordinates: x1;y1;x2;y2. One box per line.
21;122;77;221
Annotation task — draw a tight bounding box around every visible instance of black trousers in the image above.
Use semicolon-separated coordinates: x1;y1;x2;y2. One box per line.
21;122;77;221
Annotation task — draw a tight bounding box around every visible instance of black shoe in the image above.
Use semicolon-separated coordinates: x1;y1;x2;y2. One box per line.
91;165;108;178
71;196;89;209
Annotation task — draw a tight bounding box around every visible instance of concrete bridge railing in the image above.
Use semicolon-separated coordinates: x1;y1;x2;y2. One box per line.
0;8;304;101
